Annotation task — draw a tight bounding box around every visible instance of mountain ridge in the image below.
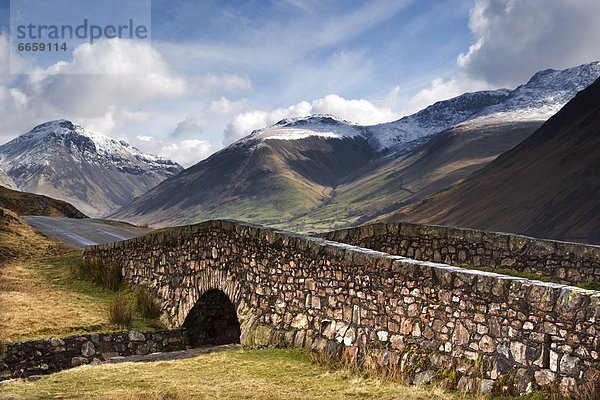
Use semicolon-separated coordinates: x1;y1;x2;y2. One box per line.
0;120;183;217
110;61;600;230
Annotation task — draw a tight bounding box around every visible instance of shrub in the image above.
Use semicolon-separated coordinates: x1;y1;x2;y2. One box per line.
80;258;123;291
108;293;134;328
135;286;161;319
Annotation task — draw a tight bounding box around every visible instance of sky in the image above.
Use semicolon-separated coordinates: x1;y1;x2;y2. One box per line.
0;0;599;167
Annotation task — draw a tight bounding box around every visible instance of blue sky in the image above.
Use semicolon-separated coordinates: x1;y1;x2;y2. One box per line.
0;0;599;166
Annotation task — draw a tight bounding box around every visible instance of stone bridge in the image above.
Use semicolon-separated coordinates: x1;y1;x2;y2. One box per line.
82;220;600;396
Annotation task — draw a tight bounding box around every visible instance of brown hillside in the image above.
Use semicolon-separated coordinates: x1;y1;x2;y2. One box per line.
382;77;600;244
0;185;87;218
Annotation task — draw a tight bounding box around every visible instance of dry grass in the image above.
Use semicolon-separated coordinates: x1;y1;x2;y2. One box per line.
0;211;160;342
0;349;465;400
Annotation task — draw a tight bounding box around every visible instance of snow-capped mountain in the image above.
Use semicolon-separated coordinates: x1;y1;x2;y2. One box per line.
236;61;600;152
111;61;600;229
0;120;183;217
369;61;600;149
247;115;365;142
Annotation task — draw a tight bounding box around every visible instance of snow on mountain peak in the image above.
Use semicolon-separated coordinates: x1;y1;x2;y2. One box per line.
245;114;365;143
0;120;182;178
230;62;600;153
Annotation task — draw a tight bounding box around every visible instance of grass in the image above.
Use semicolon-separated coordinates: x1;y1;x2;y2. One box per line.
0;348;468;400
0;211;162;342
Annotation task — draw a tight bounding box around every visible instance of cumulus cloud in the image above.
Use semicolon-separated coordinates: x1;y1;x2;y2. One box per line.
136;135;213;167
222;94;399;145
172;97;247;137
0;37;252;143
397;0;600;115
458;0;600;86
25;39;187;117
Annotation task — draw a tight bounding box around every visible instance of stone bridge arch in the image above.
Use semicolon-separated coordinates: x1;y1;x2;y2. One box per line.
182;288;241;346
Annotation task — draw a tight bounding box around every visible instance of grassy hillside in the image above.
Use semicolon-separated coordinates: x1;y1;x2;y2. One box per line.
112;121;540;233
0;209;158;342
0;185;87;218
110;136;375;227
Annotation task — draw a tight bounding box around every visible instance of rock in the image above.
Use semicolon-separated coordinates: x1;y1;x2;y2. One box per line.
452;321;470;346
550;351;559;372
26;375;42;382
534;370;556;386
457;376;475;392
291;314;308;329
377;331;389;342
510;342;527;365
252;325;272;347
478;335;495;353
479;379;494;394
413;370;435;386
81;341;95;357
128;331;146;342
559;354;580;377
71;357;89;367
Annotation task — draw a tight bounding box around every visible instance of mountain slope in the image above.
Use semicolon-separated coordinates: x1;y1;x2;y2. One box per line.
283;119;543;231
111;62;600;230
0;120;183;217
0;185;86;218
0;168;16;190
110;116;378;226
383;77;600;244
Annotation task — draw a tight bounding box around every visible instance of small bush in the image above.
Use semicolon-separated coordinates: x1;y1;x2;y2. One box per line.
108;293;134;328
136;287;161;319
80;258;123;291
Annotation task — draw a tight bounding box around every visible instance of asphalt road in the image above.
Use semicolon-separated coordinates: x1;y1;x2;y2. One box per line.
23;216;151;248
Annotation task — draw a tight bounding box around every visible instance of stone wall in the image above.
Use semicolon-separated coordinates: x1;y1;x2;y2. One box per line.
320;223;600;285
83;220;600;396
0;329;189;380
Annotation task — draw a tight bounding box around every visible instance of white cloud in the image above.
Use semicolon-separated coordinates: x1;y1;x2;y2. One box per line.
136;135;213;167
222;94;399;145
0;37;252;143
457;0;600;86
311;94;398;124
171;97;248;137
192;74;251;93
26;39;187;115
397;0;600;115
401;76;491;116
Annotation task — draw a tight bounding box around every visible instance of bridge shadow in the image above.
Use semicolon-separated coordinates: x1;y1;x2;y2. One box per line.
182;289;241;346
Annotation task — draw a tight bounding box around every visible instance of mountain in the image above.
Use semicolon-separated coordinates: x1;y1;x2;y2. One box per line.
0;168;16;190
110;116;378;226
0;185;86;218
382;76;600;244
282;119;543;232
111;62;600;230
0;120;183;217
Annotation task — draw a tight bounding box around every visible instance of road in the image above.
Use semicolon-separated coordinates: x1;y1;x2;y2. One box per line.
23;216;151;248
